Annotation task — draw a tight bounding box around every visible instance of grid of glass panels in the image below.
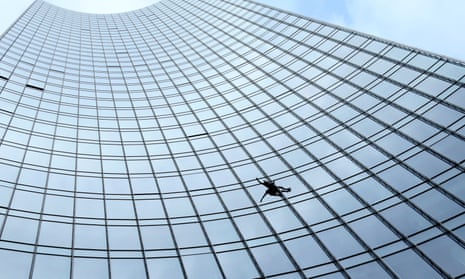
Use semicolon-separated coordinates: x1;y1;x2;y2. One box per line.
0;0;464;278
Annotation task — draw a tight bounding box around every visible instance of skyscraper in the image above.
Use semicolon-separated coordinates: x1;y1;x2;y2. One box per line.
0;0;464;278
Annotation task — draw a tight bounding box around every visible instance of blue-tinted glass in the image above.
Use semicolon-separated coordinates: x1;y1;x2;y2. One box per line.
0;0;463;278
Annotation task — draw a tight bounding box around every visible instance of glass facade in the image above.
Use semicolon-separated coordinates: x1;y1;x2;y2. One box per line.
0;0;464;278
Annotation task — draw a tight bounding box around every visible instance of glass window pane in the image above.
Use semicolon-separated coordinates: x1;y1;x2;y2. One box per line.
385;250;441;279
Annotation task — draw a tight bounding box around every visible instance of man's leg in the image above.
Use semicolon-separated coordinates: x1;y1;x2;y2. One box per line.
260;191;268;202
278;186;291;192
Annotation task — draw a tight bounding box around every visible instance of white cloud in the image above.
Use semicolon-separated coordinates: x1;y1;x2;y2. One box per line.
343;0;465;61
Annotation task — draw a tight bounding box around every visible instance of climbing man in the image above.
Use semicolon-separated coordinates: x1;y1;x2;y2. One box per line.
256;178;291;202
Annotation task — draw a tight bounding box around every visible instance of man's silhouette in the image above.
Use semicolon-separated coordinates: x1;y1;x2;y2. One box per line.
256;178;291;202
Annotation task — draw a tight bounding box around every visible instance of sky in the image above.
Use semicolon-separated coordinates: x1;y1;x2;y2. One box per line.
0;0;464;62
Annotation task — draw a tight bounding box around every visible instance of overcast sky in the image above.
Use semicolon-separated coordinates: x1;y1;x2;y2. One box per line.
0;0;464;62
